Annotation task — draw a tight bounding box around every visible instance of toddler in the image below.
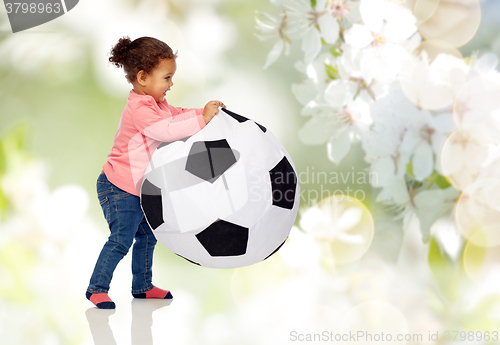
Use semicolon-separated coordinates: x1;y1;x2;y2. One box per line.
86;36;225;309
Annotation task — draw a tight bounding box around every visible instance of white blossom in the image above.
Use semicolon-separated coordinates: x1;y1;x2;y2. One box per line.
259;0;500;241
400;51;469;110
300;197;366;245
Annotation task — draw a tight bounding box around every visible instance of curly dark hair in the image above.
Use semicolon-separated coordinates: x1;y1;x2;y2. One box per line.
108;36;177;84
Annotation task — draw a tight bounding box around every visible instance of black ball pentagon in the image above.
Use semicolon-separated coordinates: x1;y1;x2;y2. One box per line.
221;108;267;133
141;178;164;230
185;139;237;183
196;219;249;257
269;157;297;210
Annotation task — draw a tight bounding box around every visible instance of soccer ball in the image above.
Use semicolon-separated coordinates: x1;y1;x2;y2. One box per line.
140;108;300;268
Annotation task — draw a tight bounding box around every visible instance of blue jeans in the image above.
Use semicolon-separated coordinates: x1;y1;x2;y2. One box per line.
87;173;157;295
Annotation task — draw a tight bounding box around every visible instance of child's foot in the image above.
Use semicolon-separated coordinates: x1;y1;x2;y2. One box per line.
86;292;116;309
132;286;173;299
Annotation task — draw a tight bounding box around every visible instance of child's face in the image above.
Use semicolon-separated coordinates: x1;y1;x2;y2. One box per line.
143;58;176;102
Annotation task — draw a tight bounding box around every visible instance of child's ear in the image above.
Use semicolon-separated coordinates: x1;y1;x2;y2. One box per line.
136;70;148;86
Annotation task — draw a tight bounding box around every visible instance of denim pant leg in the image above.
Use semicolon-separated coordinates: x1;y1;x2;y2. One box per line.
87;174;147;294
131;217;157;293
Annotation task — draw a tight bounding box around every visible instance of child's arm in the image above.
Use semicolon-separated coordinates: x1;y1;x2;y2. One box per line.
168;101;226;124
132;97;206;142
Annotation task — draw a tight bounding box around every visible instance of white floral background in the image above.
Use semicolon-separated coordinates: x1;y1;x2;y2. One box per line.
1;0;500;344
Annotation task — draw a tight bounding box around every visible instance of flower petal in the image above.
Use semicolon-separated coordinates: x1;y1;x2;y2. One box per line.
360;0;384;33
412;140;434;181
431;113;456;133
302;26;322;63
315;0;328;11
344;24;374;49
299;205;325;232
292;79;318;106
324;80;347;108
327;129;351;164
370;156;395;187
383;3;417;42
336;232;365;244
346;98;372;126
318;14;340;45
336;207;363;232
263;39;284;69
360;44;410;83
299;115;336;145
376;176;410;205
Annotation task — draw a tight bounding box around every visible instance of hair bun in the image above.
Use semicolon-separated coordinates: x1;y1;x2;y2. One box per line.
109;36;132;68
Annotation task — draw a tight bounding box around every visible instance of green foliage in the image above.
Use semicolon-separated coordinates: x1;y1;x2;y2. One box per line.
406;161;414;178
435;175;452;189
0;141;6;216
428;237;463;301
0;123;29;218
409;179;423;190
330;47;342;57
310;0;317;8
0;241;36;304
0;140;5;176
407;162;452;190
0;188;7;218
3;123;27;153
325;63;340;80
1;122;29;166
425;170;452;189
0;137;8;218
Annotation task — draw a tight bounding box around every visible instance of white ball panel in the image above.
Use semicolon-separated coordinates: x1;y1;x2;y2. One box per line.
155;232;206;264
224;163;273;228
226;121;283;170
159;188;181;233
247;205;297;260
168;179;228;233
153;141;189;168
220;160;248;213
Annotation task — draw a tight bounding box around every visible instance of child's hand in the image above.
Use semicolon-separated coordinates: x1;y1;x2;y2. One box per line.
203;100;226;124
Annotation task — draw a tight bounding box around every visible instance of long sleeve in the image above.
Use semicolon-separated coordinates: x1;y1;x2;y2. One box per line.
131;96;205;142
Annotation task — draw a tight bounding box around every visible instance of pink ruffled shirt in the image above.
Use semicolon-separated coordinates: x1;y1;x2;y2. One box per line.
102;90;206;196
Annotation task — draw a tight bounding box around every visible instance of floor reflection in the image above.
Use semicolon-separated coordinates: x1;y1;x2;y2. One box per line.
85;308;117;345
85;299;173;345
